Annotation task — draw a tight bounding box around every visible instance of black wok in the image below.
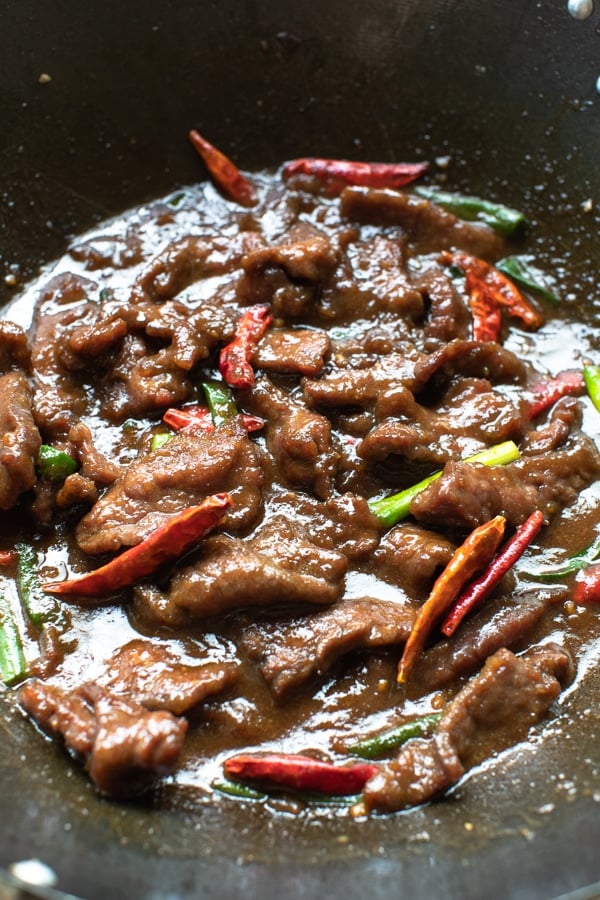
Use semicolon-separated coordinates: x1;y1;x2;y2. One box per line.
1;1;600;897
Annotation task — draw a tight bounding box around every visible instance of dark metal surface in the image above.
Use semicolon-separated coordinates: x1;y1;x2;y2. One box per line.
1;1;600;897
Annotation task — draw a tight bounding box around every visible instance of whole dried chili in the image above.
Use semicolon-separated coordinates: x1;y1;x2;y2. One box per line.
219;305;272;390
223;753;378;796
188;129;258;207
573;563;600;605
441;510;544;637
397;515;507;683
441;251;544;342
43;493;232;598
281;157;429;195
527;371;586;419
162;406;264;434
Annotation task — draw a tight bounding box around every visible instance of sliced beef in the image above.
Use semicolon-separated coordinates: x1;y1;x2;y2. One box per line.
413;593;549;692
363;643;572;812
67;421;122;485
412;339;529;394
359;377;526;471
410;430;600;530
55;472;98;509
137;519;348;624
0;320;31;372
248;377;338;499
242;597;416;697
417;268;471;347
0;371;41;510
132;232;265;303
242;223;339;283
372;524;455;597
19;679;187;798
340;186;505;258
69;229;144;270
252;328;331;376
76;426;263;554
99;640;239;714
302;346;426;413
29;273;99;436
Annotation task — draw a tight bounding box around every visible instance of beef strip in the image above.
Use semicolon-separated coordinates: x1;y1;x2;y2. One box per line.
363;643;573;812
242;596;416;697
29;273;99;436
359;377;526;471
135;519;348;625
132;231;265;303
340;186;505;258
0;320;31;372
19;679;187;798
67;422;122;485
252;328;331;376
410;430;600;530
413;593;549;692
371;524;455;597
76;426;263;554
69;229;144;270
98;639;239;714
0;371;41;510
417;268;471;347
247;376;338;499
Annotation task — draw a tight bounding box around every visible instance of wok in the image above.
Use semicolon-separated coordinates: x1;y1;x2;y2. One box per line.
1;1;600;897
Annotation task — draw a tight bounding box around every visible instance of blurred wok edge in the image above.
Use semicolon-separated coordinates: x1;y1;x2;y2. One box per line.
1;1;600;899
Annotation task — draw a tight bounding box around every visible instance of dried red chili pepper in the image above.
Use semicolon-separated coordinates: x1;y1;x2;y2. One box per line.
162;406;264;434
282;157;429;195
397;515;506;683
219;305;272;389
224;753;378;796
188;129;258;207
527;371;586;419
573;562;600;605
43;493;232;597
442;510;544;636
441;251;544;342
0;550;17;567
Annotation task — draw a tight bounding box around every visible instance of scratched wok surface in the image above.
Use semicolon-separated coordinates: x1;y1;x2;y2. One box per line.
1;1;600;898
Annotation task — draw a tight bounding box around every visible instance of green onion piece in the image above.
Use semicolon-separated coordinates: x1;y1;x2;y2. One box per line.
583;365;600;413
212;780;267;801
150;432;172;451
496;256;560;304
414;186;525;236
36;445;78;482
202;381;238;427
347;712;443;760
368;440;520;528
0;592;27;685
525;534;600;581
16;543;65;629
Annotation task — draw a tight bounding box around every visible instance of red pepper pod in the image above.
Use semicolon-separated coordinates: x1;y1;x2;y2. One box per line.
282;157;428;195
219;305;273;389
162;406;264;434
189;129;258;207
442;510;544;636
573;562;600;605
43;492;232;597
527;371;586;419
224;752;378;795
0;550;18;567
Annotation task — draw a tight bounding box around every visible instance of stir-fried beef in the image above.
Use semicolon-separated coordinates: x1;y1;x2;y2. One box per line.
363;643;572;812
242;597;416;697
136;520;348;625
6;166;599;814
76;426;263;554
19;679;187;798
0;370;41;509
99;640;239;714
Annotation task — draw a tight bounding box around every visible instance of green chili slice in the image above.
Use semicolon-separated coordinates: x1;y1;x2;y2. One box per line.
202;381;238;427
347;713;443;760
0;592;27;685
36;445;78;482
415;186;525;235
583;365;600;413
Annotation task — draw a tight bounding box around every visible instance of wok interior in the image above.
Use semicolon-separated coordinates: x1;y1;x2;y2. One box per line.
1;1;600;897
